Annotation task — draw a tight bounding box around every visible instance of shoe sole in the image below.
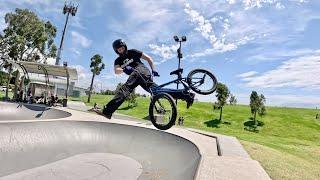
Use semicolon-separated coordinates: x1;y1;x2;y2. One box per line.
90;109;112;119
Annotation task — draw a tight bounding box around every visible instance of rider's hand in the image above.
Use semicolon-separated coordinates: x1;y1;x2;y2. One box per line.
152;70;160;77
123;66;134;75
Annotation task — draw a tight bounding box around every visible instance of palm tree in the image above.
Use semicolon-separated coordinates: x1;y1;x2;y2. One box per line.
87;54;105;103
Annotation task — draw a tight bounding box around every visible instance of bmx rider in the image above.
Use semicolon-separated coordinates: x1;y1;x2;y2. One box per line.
101;39;194;119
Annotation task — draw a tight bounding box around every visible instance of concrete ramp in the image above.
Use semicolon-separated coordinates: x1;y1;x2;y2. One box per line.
0;102;71;120
0;121;201;180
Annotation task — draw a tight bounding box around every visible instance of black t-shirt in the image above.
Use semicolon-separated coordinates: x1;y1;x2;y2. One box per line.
114;49;144;69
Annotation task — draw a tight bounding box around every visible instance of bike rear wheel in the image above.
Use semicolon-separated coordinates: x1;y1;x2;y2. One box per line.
149;93;177;130
187;69;217;95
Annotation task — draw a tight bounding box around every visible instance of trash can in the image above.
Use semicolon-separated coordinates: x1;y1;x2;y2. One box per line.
62;98;68;107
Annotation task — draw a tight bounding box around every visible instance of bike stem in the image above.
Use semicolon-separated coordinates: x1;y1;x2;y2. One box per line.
176;41;183;104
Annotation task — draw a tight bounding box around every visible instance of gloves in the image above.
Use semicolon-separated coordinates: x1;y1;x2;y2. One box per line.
152;70;160;77
123;66;134;75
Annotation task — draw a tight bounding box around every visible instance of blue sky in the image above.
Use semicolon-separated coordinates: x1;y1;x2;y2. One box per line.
1;0;320;108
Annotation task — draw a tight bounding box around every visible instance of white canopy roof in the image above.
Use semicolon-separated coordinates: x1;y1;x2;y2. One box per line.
9;60;78;80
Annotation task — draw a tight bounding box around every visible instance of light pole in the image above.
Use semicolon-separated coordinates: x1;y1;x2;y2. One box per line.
55;2;78;65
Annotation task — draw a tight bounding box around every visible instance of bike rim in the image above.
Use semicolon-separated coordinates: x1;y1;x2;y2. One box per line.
152;97;173;127
189;71;215;93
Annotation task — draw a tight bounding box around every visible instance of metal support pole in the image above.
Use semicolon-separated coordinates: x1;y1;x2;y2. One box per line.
56;12;70;65
38;65;49;104
55;3;78;66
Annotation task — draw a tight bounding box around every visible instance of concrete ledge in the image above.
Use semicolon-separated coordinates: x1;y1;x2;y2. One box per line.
186;128;250;158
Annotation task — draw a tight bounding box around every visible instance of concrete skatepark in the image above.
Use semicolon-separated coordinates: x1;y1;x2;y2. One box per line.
0;101;270;180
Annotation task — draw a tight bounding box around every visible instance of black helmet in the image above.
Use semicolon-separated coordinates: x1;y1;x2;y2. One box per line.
112;39;127;54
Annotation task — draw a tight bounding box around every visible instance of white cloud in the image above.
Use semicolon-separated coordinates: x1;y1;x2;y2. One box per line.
242;0;281;10
71;65;91;88
275;2;285;9
236;93;320;108
246;48;320;63
184;3;255;58
113;0;182;48
227;0;237;5
226;0;308;10
237;71;258;78
148;44;179;64
71;31;92;48
71;65;119;91
70;16;85;30
69;48;81;56
1;0;63;14
184;3;217;47
241;52;320;89
0;15;6;32
45;57;56;65
0;4;10;32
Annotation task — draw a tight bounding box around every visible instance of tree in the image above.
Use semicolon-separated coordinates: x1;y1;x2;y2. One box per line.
125;89;138;107
229;94;237;105
215;82;230;121
258;94;266;117
115;82;138;107
2;8;57;62
115;83;123;93
1;8;57;99
87;54;105;103
1;62;12;100
0;71;8;86
250;91;267;126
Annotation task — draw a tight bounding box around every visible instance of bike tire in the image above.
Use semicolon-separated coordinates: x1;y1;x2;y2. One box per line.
187;69;217;95
149;93;177;130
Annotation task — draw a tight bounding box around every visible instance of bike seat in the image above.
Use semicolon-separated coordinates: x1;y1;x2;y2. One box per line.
170;68;183;76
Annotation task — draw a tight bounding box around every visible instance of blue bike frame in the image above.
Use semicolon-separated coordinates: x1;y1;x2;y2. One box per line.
150;76;190;96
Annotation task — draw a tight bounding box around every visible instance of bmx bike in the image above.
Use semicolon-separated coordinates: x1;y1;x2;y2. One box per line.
143;35;218;130
144;68;217;130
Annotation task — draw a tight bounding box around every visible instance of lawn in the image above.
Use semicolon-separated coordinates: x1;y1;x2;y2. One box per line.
0;91;13;100
84;94;320;180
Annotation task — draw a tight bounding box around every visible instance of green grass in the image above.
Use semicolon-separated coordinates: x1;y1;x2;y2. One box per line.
0;91;13;100
84;94;320;180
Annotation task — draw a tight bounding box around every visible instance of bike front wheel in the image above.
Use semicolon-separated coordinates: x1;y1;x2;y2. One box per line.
187;69;217;95
149;93;177;130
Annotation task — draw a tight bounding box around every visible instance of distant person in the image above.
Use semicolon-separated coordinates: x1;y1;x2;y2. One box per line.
27;88;32;104
16;88;20;102
55;95;58;104
178;117;185;126
93;102;99;110
19;89;23;102
50;93;55;106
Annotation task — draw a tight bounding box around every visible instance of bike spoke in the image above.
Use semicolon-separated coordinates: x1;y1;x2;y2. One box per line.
153;97;173;126
189;70;216;94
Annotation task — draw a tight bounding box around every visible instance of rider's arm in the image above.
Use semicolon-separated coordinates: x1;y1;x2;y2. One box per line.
141;53;156;71
114;65;123;74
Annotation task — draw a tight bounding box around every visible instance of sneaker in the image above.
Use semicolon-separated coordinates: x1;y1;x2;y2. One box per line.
102;106;112;119
186;93;195;109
